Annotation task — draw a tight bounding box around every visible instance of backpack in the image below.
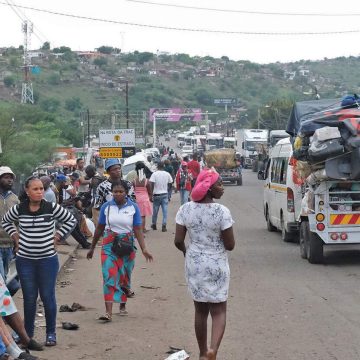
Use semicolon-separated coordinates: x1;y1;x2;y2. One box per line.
179;171;187;189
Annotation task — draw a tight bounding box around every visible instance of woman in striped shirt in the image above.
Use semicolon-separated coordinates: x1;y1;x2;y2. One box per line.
2;176;76;347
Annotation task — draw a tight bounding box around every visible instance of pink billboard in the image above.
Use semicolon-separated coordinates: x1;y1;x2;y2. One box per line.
149;108;203;122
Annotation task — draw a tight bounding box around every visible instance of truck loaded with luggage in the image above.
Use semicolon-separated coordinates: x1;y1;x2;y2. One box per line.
204;148;242;186
286;95;360;263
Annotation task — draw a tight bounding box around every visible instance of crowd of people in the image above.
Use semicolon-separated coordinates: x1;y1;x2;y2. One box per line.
0;146;235;360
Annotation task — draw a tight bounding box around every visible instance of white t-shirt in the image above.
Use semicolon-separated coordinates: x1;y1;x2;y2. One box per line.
149;170;173;195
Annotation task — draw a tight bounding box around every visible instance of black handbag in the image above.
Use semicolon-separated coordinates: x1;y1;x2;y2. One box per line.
107;206;134;257
111;234;133;257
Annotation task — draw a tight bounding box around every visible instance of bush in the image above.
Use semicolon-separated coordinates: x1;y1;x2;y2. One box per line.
3;76;15;87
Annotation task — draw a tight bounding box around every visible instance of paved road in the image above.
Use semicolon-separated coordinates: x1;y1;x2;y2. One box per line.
14;169;360;359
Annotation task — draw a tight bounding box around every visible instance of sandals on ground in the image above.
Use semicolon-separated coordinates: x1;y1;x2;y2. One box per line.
45;333;57;347
121;287;135;298
98;313;112;322
119;309;128;316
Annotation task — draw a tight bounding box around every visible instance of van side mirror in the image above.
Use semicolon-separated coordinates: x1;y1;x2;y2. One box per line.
257;170;265;180
241;143;244;149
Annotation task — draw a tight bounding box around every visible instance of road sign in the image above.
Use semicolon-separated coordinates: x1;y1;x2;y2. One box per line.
99;147;136;159
99;129;135;148
214;98;237;105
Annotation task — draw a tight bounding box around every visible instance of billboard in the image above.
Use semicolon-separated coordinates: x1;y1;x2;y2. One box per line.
149;108;202;122
214;98;237;105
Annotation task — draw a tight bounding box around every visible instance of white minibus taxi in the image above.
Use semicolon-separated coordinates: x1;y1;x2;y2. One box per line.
258;138;302;242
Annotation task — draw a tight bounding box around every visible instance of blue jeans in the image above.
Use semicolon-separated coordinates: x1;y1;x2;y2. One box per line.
16;255;59;338
152;194;168;226
179;189;190;205
0;247;14;280
0;247;20;295
0;335;6;356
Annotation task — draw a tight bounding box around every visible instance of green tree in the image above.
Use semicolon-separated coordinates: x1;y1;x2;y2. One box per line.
53;46;72;53
41;41;50;50
137;52;154;64
40;97;61;113
93;57;107;67
9;56;19;68
0;106;61;175
194;88;212;105
3;76;15;87
65;97;82;112
47;73;61;85
97;46;113;54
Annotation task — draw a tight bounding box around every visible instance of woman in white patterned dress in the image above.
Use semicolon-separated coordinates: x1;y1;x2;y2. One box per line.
175;168;235;360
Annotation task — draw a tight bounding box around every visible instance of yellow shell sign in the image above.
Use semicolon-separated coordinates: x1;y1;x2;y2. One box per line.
114;135;121;141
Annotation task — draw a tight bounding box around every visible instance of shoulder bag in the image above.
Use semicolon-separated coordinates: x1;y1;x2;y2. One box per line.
106;205;134;257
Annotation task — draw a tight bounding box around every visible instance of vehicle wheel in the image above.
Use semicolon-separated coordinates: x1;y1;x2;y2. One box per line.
307;231;323;264
281;216;293;242
299;221;309;259
266;207;276;232
237;177;242;186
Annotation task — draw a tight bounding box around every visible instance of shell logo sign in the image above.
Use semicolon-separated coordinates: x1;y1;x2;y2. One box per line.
114;135;121;142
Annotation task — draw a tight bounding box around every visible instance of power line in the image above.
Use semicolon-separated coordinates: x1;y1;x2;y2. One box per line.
5;0;48;44
1;1;360;35
126;0;360;17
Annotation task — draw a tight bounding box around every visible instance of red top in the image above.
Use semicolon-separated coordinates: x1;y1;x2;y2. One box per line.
175;169;192;191
187;160;200;179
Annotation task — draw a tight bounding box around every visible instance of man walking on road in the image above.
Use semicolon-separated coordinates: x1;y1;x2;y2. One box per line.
149;162;173;232
0;166;20;293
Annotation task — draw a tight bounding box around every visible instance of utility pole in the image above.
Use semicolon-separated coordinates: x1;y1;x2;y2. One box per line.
21;21;34;104
87;109;90;148
125;80;129;128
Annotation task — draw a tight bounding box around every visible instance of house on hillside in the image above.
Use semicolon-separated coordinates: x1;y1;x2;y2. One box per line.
298;69;310;77
284;71;296;80
52;53;65;59
28;51;45;58
76;51;104;60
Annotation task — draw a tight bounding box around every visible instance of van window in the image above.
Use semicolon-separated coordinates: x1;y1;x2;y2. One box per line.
271;159;278;183
279;158;288;185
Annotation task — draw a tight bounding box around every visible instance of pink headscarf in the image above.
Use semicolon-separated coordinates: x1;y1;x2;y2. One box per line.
191;168;220;202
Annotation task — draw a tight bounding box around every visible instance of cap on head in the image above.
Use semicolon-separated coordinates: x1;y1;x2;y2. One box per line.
105;158;121;171
56;174;67;182
0;166;15;179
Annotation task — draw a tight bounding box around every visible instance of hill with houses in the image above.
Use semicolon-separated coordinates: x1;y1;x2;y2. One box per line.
1;45;360;140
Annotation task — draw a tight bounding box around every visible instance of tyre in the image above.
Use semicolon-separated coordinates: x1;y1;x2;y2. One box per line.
281;216;293;242
299;221;309;259
307;231;323;264
266;207;276;232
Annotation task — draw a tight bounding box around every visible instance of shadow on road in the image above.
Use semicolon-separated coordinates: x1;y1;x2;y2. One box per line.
323;249;360;266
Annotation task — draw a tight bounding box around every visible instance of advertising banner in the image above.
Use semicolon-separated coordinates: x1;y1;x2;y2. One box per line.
149;108;202;122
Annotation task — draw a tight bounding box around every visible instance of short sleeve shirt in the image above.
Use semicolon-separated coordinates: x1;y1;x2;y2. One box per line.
149;170;173;194
98;198;142;233
176;202;234;255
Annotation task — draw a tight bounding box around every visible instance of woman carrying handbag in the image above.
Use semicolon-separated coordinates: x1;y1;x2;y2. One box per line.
87;180;153;321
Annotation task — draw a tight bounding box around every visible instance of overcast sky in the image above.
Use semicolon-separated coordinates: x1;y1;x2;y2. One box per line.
1;0;360;64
